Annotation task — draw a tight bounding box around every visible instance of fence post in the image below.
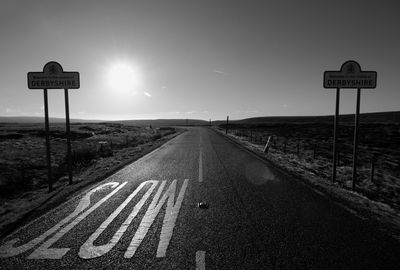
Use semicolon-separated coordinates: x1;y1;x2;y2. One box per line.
313;144;316;160
370;154;376;184
263;136;272;153
284;138;287;153
225;116;229;134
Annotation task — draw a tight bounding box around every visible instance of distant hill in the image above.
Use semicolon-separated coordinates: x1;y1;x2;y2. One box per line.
0;116;209;127
2;111;398;126
108;119;209;127
213;111;400;126
0;116;100;124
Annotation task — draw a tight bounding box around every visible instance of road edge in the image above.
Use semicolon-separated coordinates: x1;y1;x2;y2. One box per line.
0;130;186;241
210;127;400;242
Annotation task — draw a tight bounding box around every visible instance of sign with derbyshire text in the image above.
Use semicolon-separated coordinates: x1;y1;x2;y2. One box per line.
28;61;80;89
323;60;377;89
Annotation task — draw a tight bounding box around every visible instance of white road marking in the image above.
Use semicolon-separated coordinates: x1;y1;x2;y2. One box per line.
199;149;203;182
199;133;203;182
27;182;127;259
79;180;158;259
196;250;206;270
125;179;189;258
0;182;121;258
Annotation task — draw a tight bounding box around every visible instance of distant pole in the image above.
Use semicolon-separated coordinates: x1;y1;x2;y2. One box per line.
352;88;361;191
64;88;73;185
226;116;229;134
313;144;317;160
43;89;52;192
332;88;340;183
370;154;376;184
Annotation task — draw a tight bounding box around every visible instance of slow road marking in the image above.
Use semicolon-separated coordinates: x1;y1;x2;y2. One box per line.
0;179;189;260
199;134;203;182
196;250;206;270
0;182;124;258
125;179;188;258
199;149;203;182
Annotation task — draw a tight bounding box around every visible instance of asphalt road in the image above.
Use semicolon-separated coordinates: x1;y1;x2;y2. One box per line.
1;127;400;269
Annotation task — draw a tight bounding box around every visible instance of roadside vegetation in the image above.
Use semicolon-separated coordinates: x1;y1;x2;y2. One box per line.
0;122;179;236
218;120;400;211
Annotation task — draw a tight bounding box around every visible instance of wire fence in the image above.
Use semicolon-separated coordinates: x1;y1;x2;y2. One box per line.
225;127;400;210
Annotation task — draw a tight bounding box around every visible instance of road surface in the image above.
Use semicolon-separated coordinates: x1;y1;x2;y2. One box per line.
1;127;400;269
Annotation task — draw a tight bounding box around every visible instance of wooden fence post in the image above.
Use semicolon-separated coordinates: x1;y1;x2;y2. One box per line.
370;154;376;184
284;138;287;153
313;144;316;160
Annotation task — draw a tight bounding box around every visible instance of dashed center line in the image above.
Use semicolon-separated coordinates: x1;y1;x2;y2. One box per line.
199;148;203;182
196;250;206;270
199;134;203;182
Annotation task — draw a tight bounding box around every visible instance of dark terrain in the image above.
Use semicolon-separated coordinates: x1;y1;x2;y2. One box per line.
218;111;400;210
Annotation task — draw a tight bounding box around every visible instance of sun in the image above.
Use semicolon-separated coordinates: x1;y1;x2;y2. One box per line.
107;62;141;92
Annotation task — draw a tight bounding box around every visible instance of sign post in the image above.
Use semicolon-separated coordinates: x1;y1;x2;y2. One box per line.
43;89;52;192
352;88;361;190
64;88;73;185
324;60;376;190
28;61;80;192
332;88;340;183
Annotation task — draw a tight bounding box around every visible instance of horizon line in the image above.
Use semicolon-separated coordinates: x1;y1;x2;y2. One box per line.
0;110;399;122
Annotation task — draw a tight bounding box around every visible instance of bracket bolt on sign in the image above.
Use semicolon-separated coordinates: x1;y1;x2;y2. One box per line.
197;202;209;209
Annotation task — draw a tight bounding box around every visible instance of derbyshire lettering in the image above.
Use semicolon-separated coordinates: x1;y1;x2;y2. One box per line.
31;80;77;87
326;79;374;87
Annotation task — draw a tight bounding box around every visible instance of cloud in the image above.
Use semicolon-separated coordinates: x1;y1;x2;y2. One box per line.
144;91;151;97
214;69;229;75
161;86;168;89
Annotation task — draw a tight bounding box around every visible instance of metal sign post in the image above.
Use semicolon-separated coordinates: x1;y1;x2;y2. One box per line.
28;61;80;192
64;88;73;185
332;88;340;183
43;89;52;192
324;60;376;190
352;88;361;190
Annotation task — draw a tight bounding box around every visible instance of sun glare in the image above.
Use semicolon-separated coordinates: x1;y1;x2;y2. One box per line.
107;62;141;92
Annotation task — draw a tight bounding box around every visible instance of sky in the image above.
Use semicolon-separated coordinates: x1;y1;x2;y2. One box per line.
0;0;399;121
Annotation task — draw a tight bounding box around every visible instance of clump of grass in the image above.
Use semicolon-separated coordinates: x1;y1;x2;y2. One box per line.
152;134;162;140
71;147;98;168
0;164;34;198
0;133;24;140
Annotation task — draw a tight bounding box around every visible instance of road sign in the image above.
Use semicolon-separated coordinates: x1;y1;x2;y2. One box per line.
27;61;80;191
28;61;80;89
324;60;377;89
323;60;377;191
